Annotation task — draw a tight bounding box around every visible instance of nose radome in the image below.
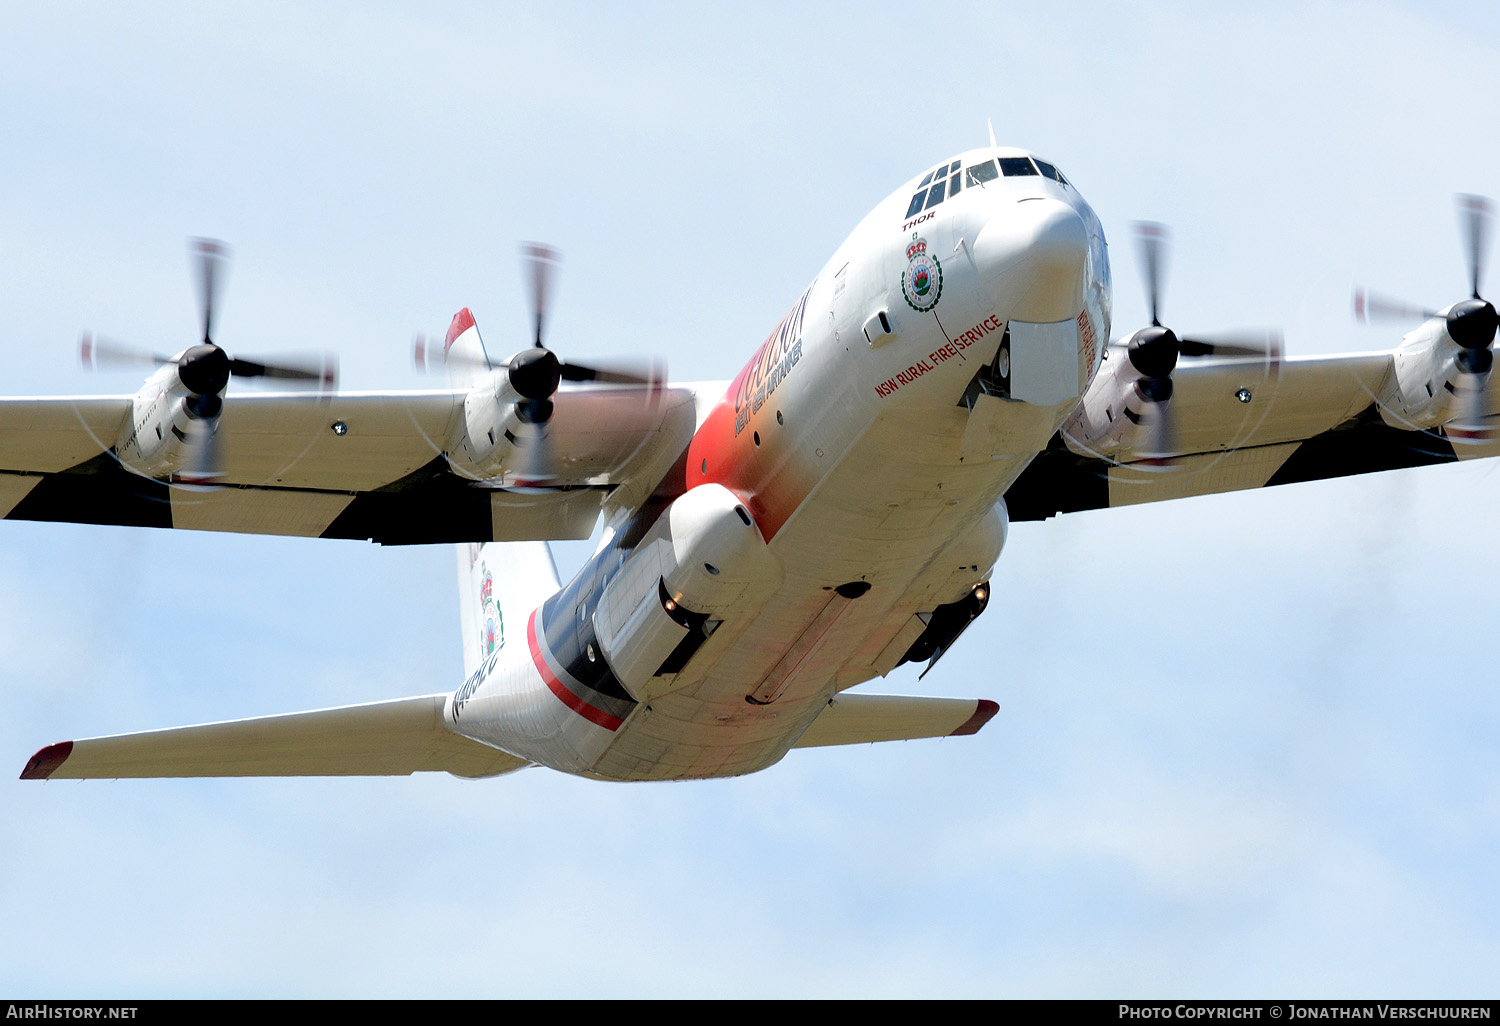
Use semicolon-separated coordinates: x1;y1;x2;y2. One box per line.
971;198;1089;323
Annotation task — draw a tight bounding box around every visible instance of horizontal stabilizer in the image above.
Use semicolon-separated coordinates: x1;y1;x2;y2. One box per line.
20;695;529;780
792;694;997;748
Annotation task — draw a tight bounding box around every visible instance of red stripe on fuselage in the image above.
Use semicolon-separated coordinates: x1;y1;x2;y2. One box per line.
527;610;623;732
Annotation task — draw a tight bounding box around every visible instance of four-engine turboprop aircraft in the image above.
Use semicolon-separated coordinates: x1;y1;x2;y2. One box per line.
13;143;1500;782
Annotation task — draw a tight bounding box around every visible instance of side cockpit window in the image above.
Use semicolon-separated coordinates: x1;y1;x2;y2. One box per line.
966;160;999;186
1034;158;1070;186
905;159;963;217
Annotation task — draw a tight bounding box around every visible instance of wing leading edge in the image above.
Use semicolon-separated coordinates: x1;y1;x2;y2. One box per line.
0;385;700;543
1004;351;1500;521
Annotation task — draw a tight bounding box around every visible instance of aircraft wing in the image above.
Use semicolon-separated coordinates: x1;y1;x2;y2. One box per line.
1003;351;1500;520
0;384;699;543
20;695;529;780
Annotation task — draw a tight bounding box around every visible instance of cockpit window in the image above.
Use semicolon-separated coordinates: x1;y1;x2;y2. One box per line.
1034;158;1069;186
906;159;964;216
966;160;999;186
999;156;1039;177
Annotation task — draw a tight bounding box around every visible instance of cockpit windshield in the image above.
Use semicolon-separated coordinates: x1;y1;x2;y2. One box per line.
905;154;1071;217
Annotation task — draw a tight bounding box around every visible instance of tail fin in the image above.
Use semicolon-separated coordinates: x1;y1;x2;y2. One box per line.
457;541;562;678
444;307;494;388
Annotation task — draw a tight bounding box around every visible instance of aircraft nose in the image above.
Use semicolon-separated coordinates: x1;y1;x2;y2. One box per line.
970;197;1089;323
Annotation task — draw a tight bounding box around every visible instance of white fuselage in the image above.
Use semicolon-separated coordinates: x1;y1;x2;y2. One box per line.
446;147;1113;780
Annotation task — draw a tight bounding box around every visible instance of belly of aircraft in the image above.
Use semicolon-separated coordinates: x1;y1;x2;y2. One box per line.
588;398;1053;781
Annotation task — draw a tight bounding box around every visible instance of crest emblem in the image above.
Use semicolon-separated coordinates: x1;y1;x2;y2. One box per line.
901;234;943;312
479;567;504;654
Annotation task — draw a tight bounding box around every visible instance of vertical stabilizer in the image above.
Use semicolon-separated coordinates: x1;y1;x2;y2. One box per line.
456;542;562;678
444;307;494;389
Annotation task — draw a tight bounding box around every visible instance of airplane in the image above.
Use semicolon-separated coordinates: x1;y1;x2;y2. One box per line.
12;143;1500;783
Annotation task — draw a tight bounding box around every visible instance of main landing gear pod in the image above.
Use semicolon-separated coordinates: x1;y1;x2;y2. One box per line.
594;484;782;701
894;501;1008;679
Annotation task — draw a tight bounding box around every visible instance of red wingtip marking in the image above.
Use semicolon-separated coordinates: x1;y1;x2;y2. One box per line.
21;740;73;780
445;307;476;351
951;699;999;736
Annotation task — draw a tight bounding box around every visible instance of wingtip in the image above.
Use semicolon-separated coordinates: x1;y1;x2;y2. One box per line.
20;740;73;780
951;699;999;736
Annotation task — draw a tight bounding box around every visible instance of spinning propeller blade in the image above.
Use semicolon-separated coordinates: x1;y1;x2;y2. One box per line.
1120;223;1282;465
81;238;338;486
1355;194;1499;441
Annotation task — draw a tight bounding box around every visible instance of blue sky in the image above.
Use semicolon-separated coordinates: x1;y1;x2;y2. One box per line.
3;1;1499;997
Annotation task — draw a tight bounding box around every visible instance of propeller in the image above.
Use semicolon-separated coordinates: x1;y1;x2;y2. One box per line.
1353;194;1497;440
81;238;338;484
1116;222;1282;464
412;243;666;485
509;243;665;481
414;245;658;389
522;241;560;349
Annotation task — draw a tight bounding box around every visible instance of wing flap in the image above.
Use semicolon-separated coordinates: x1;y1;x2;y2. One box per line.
792;694;998;748
20;695;529;780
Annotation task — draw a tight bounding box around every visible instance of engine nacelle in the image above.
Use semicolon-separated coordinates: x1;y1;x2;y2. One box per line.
1058;346;1161;459
594;484;782;700
115;383;220;479
444;369;540;480
1379;317;1493;433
